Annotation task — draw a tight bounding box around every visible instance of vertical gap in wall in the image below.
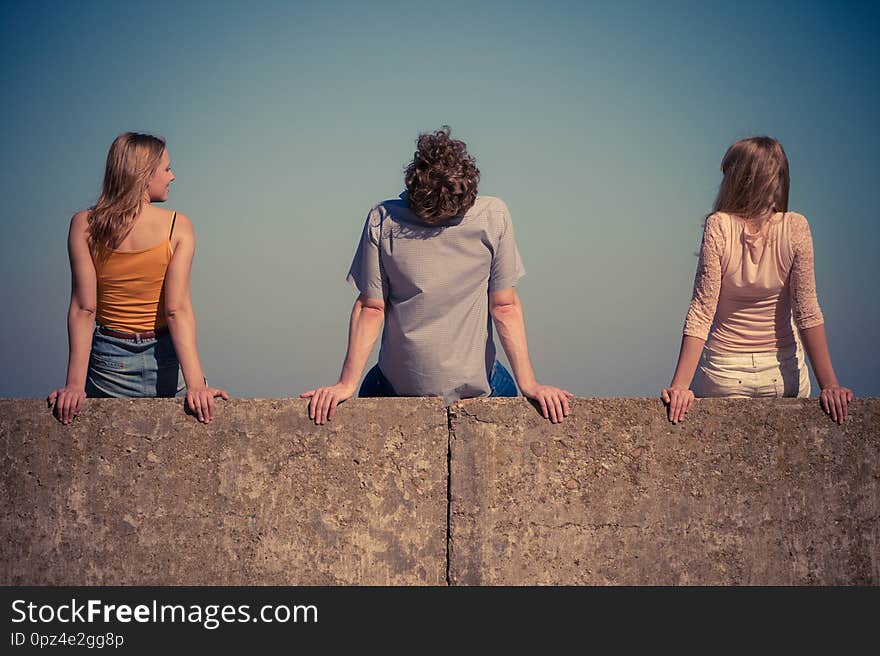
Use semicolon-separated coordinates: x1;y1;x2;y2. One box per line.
445;406;454;586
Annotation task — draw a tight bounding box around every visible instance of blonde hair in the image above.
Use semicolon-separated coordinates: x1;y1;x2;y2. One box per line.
712;136;790;226
88;132;166;256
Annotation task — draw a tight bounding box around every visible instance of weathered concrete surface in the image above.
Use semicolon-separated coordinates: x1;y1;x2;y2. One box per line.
449;398;879;585
4;398;878;585
1;399;447;585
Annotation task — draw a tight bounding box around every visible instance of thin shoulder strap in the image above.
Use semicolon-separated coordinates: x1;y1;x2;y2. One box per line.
168;211;177;240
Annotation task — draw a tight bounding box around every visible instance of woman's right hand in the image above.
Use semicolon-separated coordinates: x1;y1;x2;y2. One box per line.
661;387;694;424
47;386;87;425
300;382;358;425
186;386;229;423
820;385;854;424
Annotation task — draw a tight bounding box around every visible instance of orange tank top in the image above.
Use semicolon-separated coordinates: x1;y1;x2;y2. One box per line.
94;212;176;333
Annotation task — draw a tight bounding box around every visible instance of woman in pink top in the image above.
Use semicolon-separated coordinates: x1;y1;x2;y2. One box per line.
663;137;853;424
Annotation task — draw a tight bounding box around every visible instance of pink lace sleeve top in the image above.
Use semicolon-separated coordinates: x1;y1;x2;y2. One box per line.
683;211;824;354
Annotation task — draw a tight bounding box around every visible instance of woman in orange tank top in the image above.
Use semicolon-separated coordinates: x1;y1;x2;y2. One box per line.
47;133;227;424
662;137;853;425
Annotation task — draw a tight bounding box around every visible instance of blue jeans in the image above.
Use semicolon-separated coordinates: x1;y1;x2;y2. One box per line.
359;361;518;398
85;327;186;398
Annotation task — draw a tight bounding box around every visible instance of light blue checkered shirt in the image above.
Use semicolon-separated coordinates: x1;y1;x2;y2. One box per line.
347;195;525;404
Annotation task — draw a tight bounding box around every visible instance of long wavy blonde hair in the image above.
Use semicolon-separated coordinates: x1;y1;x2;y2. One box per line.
88;132;166;256
712;136;790;226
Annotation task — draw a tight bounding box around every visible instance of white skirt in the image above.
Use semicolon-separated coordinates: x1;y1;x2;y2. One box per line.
692;342;811;398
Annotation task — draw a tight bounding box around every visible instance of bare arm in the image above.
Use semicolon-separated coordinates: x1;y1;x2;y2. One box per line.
490;288;572;423
301;294;385;424
163;214;227;422
163;215;204;386
799;325;837;389
669;335;706;390
662;335;705;424
489;288;537;392
799;324;852;422
338;295;386;390
48;212;96;424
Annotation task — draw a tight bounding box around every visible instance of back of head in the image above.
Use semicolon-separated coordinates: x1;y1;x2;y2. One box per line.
89;132;166;254
713;136;790;221
404;126;480;226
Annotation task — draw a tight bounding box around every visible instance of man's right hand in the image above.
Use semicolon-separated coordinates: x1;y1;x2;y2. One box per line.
520;383;574;423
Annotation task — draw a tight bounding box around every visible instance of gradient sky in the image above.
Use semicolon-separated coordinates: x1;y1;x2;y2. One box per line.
1;0;878;398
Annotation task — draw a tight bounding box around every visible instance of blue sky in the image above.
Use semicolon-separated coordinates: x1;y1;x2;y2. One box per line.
2;0;878;397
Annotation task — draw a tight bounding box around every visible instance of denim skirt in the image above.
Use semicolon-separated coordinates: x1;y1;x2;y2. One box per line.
85;327;185;398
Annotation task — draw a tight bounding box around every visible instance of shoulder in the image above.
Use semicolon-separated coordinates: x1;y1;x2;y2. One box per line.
68;211;92;253
370;197;428;231
786;211;810;231
704;211;728;230
703;211;728;238
370;200;393;220
169;212;194;255
171;211;194;233
704;211;732;236
364;201;395;233
70;210;90;232
473;195;510;215
700;212;728;254
471;196;512;231
785;212;814;253
68;211;91;246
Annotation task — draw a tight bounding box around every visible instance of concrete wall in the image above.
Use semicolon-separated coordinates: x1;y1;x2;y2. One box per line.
449;398;879;585
2;398;877;585
1;399;448;585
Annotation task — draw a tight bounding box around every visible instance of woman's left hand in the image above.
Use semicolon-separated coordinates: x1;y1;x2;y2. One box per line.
820;385;854;424
661;387;695;424
186;386;229;423
47;385;87;425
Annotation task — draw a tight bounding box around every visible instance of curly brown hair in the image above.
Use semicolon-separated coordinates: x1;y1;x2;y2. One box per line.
404;126;480;225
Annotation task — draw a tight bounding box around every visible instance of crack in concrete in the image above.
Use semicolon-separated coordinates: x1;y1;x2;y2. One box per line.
445;407;454;585
456;407;495;425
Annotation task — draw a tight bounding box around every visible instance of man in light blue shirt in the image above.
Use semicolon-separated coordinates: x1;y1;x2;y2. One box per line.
302;127;572;423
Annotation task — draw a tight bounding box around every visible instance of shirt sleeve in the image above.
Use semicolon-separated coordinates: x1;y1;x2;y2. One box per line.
346;207;389;300
683;213;724;340
488;199;526;292
788;214;824;329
